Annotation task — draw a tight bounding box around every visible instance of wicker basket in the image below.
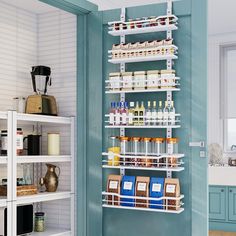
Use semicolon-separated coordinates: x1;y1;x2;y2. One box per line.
0;185;38;196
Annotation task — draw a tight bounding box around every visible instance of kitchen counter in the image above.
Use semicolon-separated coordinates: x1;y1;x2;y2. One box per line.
209;166;236;186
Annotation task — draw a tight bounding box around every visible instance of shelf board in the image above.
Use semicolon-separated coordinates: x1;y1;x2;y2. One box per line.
17;155;71;164
0;157;7;164
30;228;71;236
102;165;184;172
103;204;184;214
108;54;178;64
16;191;73;205
105;125;180;129
16;113;72;125
105;87;180;94
0;197;7;207
108;24;178;36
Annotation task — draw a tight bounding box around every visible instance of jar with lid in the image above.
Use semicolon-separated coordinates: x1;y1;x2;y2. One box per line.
152;138;165;167
109;72;121;91
35;212;45;232
160;70;176;88
1;130;7;156
119;137;129;166
166;138;179;154
133;71;146;90
121;72;133;90
147;70;160;89
131;137;140;166
107;136;120;166
128;19;135;29
141;137;152;167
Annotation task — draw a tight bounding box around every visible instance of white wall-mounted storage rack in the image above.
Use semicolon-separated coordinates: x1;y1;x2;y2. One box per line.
103;0;184;214
0;111;75;236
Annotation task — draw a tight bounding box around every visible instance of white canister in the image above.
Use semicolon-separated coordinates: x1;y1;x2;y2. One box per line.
133;71;146;90
48;133;60;155
109;72;121;91
121;72;133;90
147;70;160;89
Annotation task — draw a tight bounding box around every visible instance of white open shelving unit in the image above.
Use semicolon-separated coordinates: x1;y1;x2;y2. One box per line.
103;0;184;214
0;111;75;236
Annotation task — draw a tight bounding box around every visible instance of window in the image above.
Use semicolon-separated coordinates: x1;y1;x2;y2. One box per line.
221;46;236;151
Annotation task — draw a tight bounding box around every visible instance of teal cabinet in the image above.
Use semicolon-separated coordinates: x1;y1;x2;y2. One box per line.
209;186;226;221
229;187;236;221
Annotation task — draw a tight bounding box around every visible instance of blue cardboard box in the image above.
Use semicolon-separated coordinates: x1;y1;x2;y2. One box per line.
121;176;136;207
149;177;164;209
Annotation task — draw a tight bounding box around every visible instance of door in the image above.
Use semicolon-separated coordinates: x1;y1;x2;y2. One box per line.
209;186;226;221
229;187;236;221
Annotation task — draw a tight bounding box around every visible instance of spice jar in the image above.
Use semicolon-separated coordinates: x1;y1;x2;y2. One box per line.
1;130;7;156
134;71;146;90
120;137;129;165
16;128;23;156
128;19;135;29
131;137;140;166
109;72;121;91
142;137;152;167
149;16;157;27
147;70;160;89
108;136;120;166
121;72;133;90
135;18;142;28
35;212;45;232
152;138;165;167
166;138;179;154
161;70;176;88
142;17;149;27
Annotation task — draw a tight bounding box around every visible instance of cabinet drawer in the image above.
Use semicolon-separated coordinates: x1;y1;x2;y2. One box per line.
209;186;226;221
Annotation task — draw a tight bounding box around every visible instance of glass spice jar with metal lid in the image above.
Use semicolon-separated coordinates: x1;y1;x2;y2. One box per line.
141;137;152;167
147;70;160;89
34;212;45;232
121;72;133;91
119;137;130;166
166;138;179;154
109;72;121;91
152;138;165;167
108;136;120;166
130;137;141;166
134;71;146;90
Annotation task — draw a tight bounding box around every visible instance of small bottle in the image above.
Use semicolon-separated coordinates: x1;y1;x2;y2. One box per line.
128;102;135;125
121;102;128;125
151;101;157;126
139;101;145;126
169;101;176;125
134;101;139;126
163;101;169;126
157;101;163;126
115;102;121;126
109;102;115;125
145;101;152;126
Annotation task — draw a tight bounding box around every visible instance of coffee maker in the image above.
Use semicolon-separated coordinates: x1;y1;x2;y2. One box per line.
25;66;58;116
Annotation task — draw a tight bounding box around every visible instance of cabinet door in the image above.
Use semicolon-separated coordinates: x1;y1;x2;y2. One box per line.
209;186;226;221
228;187;236;221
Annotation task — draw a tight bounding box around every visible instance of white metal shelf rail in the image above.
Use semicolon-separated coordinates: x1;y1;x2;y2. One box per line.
5;111;75;236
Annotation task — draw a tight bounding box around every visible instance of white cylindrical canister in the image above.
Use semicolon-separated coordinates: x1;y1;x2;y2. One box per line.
48;133;60;155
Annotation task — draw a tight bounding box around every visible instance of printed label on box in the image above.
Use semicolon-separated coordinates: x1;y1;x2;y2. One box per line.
152;183;162;192
109;181;118;190
166;184;176;193
124;181;133;190
137;182;147;191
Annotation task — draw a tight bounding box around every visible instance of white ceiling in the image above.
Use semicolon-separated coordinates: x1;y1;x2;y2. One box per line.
1;0;57;14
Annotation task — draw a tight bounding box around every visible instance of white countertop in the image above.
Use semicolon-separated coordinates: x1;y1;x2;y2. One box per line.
209;166;236;186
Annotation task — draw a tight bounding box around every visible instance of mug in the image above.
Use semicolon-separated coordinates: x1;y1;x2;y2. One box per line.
48;133;60;155
24;135;41;155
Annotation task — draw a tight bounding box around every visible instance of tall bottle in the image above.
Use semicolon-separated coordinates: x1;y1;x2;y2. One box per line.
128;102;135;125
145;101;152;126
121;102;128;125
151;101;157;126
115;102;121;126
157;101;163;126
169;101;176;125
163;101;169;126
109;102;115;125
139;101;145;126
134;101;139;126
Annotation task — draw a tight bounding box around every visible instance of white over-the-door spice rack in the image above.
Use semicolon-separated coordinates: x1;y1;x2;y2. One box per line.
102;0;185;214
0;111;75;236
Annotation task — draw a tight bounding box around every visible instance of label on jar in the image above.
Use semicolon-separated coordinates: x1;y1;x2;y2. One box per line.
128;112;134;125
120;142;126;155
109;113;114;125
1;136;7;150
152;183;162;192
16;134;23;150
115;112;121;125
167;143;174;155
137;182;147;191
121;113;127;125
109;180;118;190
152;111;157;124
146;111;152;123
124;181;133;190
166;184;176;193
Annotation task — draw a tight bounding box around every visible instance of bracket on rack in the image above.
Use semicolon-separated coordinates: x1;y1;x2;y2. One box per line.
167;0;172;16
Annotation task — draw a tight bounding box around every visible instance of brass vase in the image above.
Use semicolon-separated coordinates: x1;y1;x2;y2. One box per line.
42;164;60;192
